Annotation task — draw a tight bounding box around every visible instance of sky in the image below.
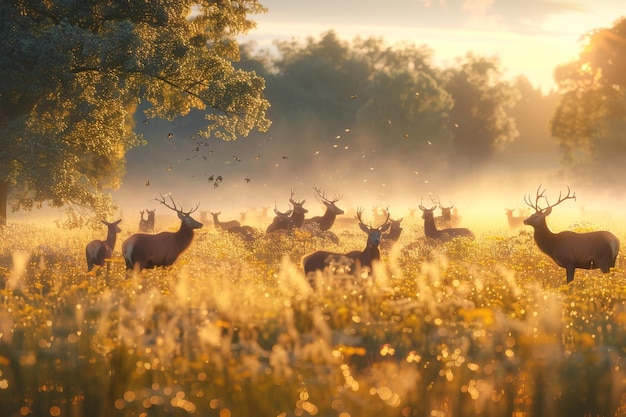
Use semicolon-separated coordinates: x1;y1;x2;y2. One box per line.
240;0;621;92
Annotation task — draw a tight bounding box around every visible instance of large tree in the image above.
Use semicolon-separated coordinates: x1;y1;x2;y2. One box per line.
0;0;270;226
551;17;626;184
443;53;520;171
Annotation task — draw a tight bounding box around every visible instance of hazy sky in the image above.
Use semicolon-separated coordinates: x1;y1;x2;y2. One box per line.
241;0;620;92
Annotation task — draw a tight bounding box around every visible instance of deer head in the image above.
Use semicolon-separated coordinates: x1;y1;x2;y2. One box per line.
523;185;576;227
313;186;344;215
155;193;203;229
356;207;391;247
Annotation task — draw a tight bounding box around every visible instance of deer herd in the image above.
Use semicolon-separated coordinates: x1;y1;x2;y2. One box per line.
86;186;621;285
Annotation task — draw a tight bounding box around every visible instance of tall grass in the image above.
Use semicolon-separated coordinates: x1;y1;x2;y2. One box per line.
0;221;625;417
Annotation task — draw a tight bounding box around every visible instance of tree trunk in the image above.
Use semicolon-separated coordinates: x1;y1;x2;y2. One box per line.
0;179;7;226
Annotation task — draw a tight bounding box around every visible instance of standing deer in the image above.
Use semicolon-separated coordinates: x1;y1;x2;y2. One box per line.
304;186;344;231
210;212;241;230
505;208;526;231
139;209;155;233
523;186;620;283
86;220;122;271
419;199;474;242
122;194;203;271
302;208;390;277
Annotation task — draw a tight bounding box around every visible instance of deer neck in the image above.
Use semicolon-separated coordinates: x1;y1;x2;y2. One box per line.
530;220;556;254
106;228;118;248
361;241;380;266
175;223;196;250
319;209;336;229
423;215;440;238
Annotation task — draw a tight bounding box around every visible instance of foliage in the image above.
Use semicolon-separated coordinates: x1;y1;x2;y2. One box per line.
1;222;625;417
241;31;520;170
0;0;270;225
551;16;626;184
443;53;520;166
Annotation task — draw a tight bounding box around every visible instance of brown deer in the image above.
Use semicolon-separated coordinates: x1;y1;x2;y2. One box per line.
505;208;526;231
523;186;620;283
382;216;403;243
302;208;390;277
431;196;459;228
122;194;203;271
139;209;155;233
304;186;344;231
86;219;122;271
266;191;308;233
210;212;241;230
419;199;474;242
266;205;293;233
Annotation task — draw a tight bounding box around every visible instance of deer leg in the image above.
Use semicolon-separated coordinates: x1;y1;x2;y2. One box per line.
566;267;575;283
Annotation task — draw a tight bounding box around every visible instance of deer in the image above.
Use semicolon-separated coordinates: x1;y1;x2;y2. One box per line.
86;219;122;271
210;212;241;231
382;216;403;243
431;196;459;228
266;205;293;233
139;209;155;233
523;186;620;283
505;208;526;231
122;194;203;271
266;191;308;233
304;186;344;231
302;208;390;279
419;199;474;242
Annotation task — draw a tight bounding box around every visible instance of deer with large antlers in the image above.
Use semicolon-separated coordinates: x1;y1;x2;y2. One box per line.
302;208;391;280
419;198;474;242
86;219;122;271
122;194;203;271
304;186;344;231
523;186;620;283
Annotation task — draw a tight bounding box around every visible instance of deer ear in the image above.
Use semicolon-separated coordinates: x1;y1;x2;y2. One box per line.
380;223;391;232
544;206;552;216
359;222;370;234
178;212;185;220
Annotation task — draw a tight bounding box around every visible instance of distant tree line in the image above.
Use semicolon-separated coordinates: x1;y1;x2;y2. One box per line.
237;31;558;179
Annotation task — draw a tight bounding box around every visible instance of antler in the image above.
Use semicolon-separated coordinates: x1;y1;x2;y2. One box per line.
419;197;436;211
313;186;341;203
524;185;575;212
356;206;390;229
289;189;305;206
155;193;199;215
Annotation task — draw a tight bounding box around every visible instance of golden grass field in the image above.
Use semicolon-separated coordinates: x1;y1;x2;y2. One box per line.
1;215;625;417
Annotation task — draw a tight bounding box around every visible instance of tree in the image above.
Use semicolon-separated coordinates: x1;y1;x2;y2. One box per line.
443;53;520;170
0;0;270;226
551;17;626;184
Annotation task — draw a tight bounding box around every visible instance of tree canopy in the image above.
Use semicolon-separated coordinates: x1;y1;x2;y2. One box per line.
0;0;270;225
551;16;626;184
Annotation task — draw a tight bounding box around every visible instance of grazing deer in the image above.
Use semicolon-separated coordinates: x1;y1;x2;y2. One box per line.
210;211;241;230
302;208;390;277
86;219;122;271
505;208;526;231
419;200;474;242
139;209;155;233
304;186;344;231
523;186;620;283
122;194;203;271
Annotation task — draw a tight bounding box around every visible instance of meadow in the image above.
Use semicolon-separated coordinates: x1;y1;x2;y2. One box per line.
1;214;626;417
